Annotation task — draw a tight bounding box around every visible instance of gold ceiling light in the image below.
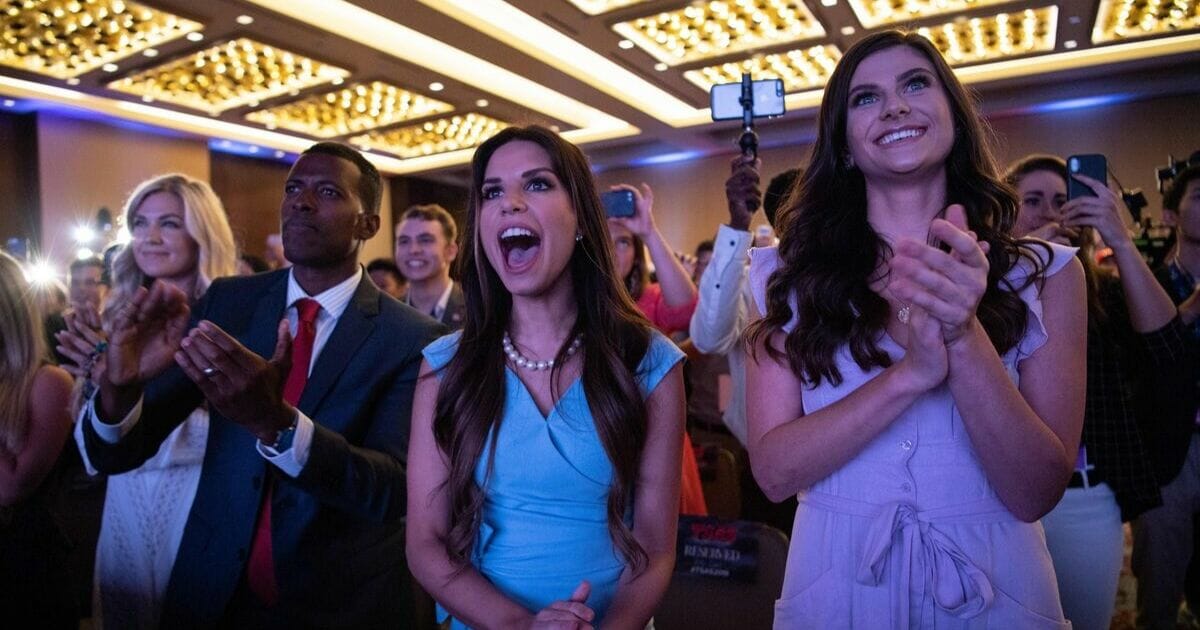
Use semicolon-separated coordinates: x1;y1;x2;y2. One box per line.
846;0;1015;29
0;0;203;79
683;44;841;93
1093;0;1200;43
917;7;1058;65
563;0;649;15
107;38;349;115
244;81;453;138
612;1;825;67
349;112;508;159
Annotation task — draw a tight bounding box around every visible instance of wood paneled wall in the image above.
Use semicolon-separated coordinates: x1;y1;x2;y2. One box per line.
0;111;41;255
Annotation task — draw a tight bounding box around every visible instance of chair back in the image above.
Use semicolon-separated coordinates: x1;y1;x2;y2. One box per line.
654;518;789;630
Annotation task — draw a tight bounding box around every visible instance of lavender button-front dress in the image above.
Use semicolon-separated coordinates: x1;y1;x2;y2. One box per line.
748;241;1076;629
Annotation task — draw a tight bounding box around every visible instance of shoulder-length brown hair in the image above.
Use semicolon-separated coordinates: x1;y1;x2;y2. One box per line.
433;125;654;571
748;30;1048;385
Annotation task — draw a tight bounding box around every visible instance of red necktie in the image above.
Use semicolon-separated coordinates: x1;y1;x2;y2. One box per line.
247;297;320;606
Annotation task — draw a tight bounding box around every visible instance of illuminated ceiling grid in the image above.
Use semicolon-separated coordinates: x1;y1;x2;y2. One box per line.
612;1;826;66
0;0;202;79
107;37;349;115
845;0;1017;29
349;112;509;159
1093;0;1200;42
917;7;1059;65
684;44;842;92
244;81;454;138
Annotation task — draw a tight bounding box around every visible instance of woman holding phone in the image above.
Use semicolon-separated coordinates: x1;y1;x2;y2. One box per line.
745;31;1086;627
1006;154;1191;629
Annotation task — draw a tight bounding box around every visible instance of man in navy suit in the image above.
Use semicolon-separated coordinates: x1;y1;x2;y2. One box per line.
80;142;444;628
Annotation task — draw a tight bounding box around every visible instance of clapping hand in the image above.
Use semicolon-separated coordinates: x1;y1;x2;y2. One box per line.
889;204;991;346
174;319;296;442
527;581;595;630
104;281;191;387
56;303;108;382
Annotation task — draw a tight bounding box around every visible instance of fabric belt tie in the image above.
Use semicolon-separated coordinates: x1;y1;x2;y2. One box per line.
801;491;1011;628
247;297;320;607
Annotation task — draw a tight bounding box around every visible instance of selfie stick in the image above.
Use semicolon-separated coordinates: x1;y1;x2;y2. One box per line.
738;73;759;160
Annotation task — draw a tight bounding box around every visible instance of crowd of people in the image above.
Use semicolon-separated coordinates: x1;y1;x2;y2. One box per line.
1;28;1198;630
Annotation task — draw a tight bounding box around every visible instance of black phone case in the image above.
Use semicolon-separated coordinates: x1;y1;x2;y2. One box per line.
1067;154;1107;200
602;191;636;218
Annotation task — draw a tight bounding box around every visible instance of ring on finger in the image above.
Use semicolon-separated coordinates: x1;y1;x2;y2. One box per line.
202;366;218;377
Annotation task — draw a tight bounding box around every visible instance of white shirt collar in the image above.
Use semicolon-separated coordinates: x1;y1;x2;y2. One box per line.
285;266;363;320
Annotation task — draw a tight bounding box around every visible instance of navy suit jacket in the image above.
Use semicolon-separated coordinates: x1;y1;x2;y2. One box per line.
81;269;445;628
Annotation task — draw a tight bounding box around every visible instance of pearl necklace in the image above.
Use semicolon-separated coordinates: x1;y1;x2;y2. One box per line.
503;332;583;371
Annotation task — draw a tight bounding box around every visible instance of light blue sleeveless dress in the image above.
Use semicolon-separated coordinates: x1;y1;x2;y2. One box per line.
423;330;684;628
748;241;1076;629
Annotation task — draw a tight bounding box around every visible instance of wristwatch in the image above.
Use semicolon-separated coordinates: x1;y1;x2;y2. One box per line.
266;418;298;452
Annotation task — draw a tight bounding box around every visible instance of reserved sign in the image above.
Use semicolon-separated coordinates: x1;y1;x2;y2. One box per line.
674;516;760;582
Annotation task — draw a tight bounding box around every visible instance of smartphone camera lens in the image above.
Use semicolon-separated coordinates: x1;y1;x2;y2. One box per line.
1068;157;1079;172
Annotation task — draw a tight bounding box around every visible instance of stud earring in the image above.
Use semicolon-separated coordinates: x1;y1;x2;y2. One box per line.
843;153;856;170
575;232;583;242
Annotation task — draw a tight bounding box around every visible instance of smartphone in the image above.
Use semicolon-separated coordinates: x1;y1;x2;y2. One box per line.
602;189;636;218
1067;154;1107;200
710;78;785;121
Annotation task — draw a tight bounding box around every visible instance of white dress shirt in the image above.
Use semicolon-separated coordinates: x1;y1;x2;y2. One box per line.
688;223;754;445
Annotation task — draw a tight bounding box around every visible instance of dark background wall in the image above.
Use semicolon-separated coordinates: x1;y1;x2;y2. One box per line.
0;111;41;255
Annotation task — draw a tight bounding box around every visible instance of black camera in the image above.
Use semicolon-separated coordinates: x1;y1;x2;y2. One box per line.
1156;151;1200;194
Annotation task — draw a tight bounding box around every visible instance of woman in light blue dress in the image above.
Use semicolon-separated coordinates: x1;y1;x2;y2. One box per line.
407;125;685;629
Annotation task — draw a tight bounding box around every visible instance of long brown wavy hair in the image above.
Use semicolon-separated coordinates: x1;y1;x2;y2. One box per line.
747;30;1049;385
432;126;654;571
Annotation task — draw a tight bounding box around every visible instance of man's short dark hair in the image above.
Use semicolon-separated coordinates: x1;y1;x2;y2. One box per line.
400;204;458;243
301;142;383;215
366;257;405;283
694;239;714;257
1165;165;1200;212
69;256;107;284
764;168;802;228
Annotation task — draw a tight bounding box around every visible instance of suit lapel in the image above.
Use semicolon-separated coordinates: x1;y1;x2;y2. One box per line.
246;271;289;359
297;274;379;415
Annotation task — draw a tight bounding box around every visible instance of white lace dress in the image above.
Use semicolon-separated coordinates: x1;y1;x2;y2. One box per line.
75;408;208;630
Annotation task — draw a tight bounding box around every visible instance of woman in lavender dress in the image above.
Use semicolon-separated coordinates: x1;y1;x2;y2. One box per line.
744;31;1086;628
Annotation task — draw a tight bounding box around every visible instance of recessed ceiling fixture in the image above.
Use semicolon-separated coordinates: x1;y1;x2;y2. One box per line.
684;45;842;93
187;32;205;42
349;112;508;158
916;8;1058;64
1092;0;1200;43
0;0;204;79
613;1;826;67
237;15;255;26
107;38;350;115
617;39;635;50
847;0;1013;28
563;0;648;15
246;81;454;138
475;98;489;107
429;81;445;91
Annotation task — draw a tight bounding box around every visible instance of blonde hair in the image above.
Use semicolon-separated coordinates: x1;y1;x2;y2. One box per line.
0;252;46;454
109;174;238;307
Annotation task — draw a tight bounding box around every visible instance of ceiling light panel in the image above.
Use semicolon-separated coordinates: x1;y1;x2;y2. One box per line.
107;38;349;115
917;7;1058;65
683;44;841;93
563;0;650;15
0;0;203;79
612;1;826;67
1093;0;1200;43
349;112;508;159
846;0;1015;29
244;81;453;138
